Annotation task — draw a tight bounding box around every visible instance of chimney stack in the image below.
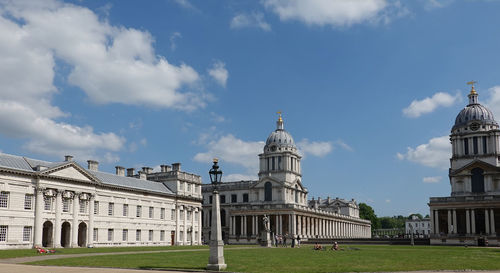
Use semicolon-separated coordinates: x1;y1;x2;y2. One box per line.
138;170;147;180
142;167;153;174
172;163;181;171
160;164;171;172
115;166;125;176
127;168;135;177
64;155;73;162
87;160;99;171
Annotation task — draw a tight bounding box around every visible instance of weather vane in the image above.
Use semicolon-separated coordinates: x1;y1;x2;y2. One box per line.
467;80;477;94
276;111;282;122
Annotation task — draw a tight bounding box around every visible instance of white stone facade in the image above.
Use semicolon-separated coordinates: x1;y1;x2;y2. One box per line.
0;154;202;249
429;86;500;246
202;115;371;244
405;217;431;238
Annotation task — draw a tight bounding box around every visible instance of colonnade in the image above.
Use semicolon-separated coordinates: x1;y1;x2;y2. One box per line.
228;213;371;239
430;208;497;236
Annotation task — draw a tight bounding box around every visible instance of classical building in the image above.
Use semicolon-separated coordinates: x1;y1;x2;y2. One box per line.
201;115;371;244
0;154;202;249
405;216;431;238
429;83;500;245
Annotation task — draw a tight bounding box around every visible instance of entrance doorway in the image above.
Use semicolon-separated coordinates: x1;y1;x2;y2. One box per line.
61;222;71;247
42;221;53;247
78;222;87;247
171;231;175;246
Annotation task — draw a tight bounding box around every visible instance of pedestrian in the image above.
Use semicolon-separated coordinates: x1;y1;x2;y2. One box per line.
274;233;279;247
283;234;287;247
291;234;295;248
297;235;301;247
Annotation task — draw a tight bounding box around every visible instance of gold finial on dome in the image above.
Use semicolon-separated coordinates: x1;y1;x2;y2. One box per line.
277;111;283;122
467;80;477;94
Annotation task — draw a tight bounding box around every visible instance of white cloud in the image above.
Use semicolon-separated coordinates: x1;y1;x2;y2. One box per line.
169;32;182;51
262;0;403;27
208;61;229;87
172;0;197;11
297;139;333;157
230;12;271;31
403;92;461;118
423;0;454;10
335;139;353;151
193;134;264;172
385;199;391;203
423;176;441;183
485;86;500;121
397;135;450;169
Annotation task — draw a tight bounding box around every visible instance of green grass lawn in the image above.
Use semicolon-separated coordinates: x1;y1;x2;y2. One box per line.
26;245;500;272
0;244;255;259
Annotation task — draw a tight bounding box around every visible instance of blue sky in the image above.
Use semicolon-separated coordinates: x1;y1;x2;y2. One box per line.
1;0;500;217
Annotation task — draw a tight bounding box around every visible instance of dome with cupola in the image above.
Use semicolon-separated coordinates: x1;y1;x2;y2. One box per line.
264;113;296;152
452;83;498;131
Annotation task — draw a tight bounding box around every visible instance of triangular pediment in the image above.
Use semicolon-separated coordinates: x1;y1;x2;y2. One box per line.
252;177;283;189
40;162;99;183
451;159;500;176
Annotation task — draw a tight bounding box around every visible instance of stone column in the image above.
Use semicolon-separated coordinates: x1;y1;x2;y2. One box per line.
88;194;95;247
183;206;187;244
251;216;256;236
243;215;247;236
72;192;80;247
198;209;202;244
297;215;302;236
452;209;457;234
207;190;226;270
430;209;435;235
485;209;490;234
466;209;471;234
275;215;279;234
447;210;452;235
175;205;180;245
54;190;62;248
434;210;439;234
191;208;195;245
291;214;296;236
34;187;44;247
471;209;476;234
490;209;496;235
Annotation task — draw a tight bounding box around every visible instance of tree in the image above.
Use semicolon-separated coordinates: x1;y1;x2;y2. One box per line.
359;203;380;229
408;213;423;220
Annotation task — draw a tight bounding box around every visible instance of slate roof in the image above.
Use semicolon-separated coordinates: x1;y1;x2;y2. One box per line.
0;152;174;195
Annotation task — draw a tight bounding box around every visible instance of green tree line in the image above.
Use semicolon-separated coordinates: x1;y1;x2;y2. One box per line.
359;203;428;229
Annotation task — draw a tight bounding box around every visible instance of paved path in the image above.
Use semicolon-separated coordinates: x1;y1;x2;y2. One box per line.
1;263;193;273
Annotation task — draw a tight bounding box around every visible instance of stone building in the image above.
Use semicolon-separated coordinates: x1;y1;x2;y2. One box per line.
202;115;371;244
0;154;202;249
405;216;431;238
429;83;500;245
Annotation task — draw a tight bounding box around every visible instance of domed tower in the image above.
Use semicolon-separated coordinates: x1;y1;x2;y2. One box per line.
449;82;500;195
257;113;307;205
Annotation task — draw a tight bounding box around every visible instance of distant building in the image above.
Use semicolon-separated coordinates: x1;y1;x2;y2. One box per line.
0;154;202;249
429;83;500;246
202;114;371;244
405;216;431;238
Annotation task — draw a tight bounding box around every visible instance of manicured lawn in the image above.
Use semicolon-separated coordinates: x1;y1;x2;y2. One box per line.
27;245;500;272
0;245;254;259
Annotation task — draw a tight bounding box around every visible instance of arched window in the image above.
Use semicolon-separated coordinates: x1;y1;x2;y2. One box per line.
264;182;272;201
295;185;299;203
471;168;485;193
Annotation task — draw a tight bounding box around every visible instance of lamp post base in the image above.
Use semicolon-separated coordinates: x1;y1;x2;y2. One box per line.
207;263;227;271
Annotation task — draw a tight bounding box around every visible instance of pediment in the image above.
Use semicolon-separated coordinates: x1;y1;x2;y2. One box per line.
251;177;283;189
451;159;500;176
40;163;98;183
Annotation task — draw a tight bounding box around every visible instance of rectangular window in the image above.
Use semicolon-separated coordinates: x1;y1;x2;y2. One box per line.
93;228;98;242
23;226;32;241
473;136;478;155
108;203;114;216
123;204;128;216
0;226;7;241
272;157;275;170
220;195;226;203
160;230;165;241
0;192;8;208
179;182;184;191
136;205;142;217
278;156;282;170
44;196;52;211
79;200;87;213
180;210;184;219
243;193;249;203
483;136;487;154
149;230;153;241
149;206;154;218
187;211;192;221
62;198;69;212
24;194;33;210
171;209;175;220
136;230;141;241
123;229;128;241
108;229;114;241
231;194;237;203
209;195;213;204
160;208;165;219
464;138;469;155
94;201;99;215
187;183;191;192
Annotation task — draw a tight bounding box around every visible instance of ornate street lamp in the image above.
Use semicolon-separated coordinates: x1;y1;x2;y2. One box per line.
207;158;227;271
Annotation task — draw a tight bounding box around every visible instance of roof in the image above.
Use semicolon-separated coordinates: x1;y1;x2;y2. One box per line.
89;170;174;195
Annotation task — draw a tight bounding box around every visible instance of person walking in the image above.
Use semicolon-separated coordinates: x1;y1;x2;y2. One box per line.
297;235;301;248
283;234;287;247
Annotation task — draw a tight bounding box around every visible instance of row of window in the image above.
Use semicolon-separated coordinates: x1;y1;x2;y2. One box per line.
265;156;299;172
209;193;249;204
463;136;488;155
0;225;32;242
94;228;198;242
178;182;199;193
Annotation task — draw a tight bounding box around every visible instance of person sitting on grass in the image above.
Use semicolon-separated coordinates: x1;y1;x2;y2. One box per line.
314;243;323;250
330;241;339;251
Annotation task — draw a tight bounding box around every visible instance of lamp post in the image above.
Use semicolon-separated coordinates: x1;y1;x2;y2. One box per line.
207;158;227;271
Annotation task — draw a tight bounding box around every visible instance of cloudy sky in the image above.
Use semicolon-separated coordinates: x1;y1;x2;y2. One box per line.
1;0;500;216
